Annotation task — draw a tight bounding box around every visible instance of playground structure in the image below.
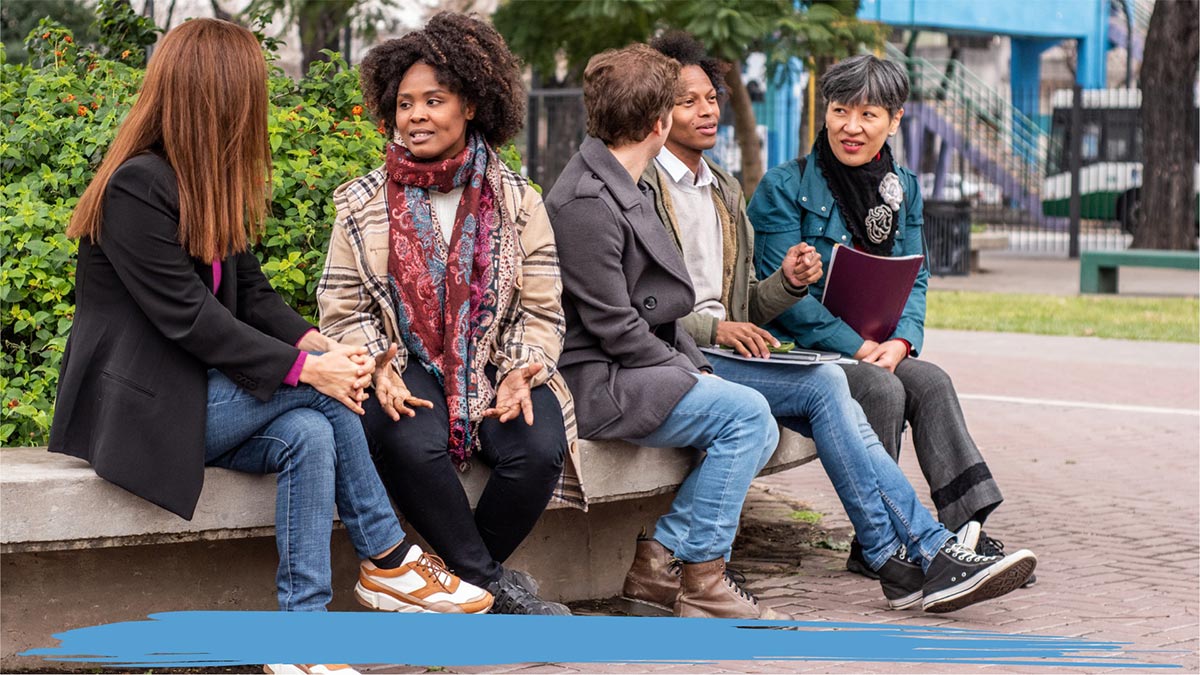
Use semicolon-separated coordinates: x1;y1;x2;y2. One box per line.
856;0;1153;253
740;0;1153;253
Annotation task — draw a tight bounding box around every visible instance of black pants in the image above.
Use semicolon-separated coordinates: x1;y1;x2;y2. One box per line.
839;358;1003;531
362;362;566;586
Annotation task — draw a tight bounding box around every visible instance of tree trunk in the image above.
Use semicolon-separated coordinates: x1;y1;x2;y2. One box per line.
797;55;837;161
297;0;354;72
1134;0;1198;250
725;63;765;198
208;0;233;22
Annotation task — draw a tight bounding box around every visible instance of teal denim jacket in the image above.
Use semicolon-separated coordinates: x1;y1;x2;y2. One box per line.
746;152;928;357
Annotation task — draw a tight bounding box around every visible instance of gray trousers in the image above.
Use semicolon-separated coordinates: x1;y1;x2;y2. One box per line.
840;358;1003;531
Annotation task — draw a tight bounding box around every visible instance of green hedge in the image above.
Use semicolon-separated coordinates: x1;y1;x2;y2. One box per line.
2;22;439;446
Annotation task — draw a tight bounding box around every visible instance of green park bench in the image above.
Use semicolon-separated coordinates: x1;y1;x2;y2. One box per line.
1079;249;1200;294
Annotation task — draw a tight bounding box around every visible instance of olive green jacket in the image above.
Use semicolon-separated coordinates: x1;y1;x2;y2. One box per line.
642;156;808;347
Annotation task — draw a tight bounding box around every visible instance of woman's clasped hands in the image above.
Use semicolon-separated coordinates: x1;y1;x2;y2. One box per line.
298;336;380;414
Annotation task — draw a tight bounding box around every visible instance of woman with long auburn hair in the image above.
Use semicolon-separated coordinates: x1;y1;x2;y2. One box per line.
51;20;492;666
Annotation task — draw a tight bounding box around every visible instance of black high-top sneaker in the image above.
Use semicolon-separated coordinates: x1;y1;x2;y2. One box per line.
845;536;880;580
922;539;1037;613
976;531;1037;588
874;545;924;610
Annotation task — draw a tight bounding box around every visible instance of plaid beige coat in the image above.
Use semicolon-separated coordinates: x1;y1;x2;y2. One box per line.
317;157;586;509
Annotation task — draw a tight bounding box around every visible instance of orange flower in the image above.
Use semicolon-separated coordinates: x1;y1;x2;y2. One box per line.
54;50;63;57
7;399;18;409
64;36;73;44
121;50;131;59
377;120;386;134
351;105;363;117
77;104;88;116
64;94;75;102
42;32;50;39
91;102;98;110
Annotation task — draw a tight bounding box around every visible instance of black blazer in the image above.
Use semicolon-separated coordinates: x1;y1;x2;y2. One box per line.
48;152;314;519
545;137;711;441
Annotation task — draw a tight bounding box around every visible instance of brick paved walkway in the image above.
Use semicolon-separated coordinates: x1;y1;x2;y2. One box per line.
364;329;1198;673
746;329;1200;672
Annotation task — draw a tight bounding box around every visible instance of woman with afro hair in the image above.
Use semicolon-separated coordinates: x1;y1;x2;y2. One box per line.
318;12;582;615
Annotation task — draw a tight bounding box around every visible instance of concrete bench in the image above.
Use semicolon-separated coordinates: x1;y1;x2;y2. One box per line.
968;232;1009;273
1;431;815;668
1079;249;1200;293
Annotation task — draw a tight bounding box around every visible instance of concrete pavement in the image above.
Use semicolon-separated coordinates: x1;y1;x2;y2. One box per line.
749;329;1200;672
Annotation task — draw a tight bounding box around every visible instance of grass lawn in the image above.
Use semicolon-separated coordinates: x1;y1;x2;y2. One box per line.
926;291;1200;343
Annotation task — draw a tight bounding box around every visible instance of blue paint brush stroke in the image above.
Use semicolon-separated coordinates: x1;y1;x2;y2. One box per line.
22;613;1182;669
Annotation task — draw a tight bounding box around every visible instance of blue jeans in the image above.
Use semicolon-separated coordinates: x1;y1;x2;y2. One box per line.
627;373;779;563
709;357;953;571
204;369;405;611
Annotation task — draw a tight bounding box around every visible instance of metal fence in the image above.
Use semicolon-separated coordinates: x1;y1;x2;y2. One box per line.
900;63;1144;257
521;80;1170;262
520;88;587;194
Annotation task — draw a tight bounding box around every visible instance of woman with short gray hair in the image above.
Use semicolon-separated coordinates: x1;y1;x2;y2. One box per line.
749;53;1037;606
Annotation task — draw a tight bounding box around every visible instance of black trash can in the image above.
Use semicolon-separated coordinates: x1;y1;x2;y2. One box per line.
922;199;971;276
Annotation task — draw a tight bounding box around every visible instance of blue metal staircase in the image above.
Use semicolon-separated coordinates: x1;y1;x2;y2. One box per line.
888;43;1056;227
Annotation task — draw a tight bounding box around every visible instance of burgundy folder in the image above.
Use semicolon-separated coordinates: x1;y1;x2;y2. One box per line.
820;244;924;343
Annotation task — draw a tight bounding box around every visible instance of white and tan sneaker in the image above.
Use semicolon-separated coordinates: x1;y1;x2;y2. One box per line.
263;665;361;674
355;544;493;614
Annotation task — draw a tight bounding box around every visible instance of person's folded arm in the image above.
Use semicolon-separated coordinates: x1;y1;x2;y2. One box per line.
748;265;809;326
741;197;808;326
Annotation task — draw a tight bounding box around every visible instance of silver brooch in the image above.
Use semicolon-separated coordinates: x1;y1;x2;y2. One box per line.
879;172;903;212
865;205;893;243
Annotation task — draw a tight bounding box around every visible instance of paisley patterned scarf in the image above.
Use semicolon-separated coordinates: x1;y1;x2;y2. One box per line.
815;126;904;256
384;132;500;463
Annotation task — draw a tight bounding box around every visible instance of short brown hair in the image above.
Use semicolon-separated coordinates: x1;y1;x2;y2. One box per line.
583;44;679;146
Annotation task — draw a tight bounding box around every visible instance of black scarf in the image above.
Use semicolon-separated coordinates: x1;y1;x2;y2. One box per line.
815;126;904;256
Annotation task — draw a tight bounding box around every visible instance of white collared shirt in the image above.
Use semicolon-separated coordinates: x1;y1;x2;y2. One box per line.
655;147;725;321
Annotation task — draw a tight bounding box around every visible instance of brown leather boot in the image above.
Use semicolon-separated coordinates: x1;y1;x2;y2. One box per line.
621;537;680;612
676;558;792;619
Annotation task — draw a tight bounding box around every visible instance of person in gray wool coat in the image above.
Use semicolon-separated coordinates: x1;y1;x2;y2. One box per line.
544;44;816;620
